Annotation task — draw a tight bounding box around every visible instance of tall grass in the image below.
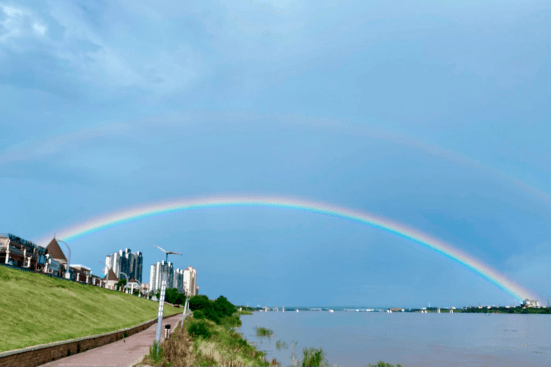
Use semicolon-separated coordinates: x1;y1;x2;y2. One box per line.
147;341;164;364
301;347;328;367
276;339;288;350
142;315;280;366
255;326;274;338
0;265;181;352
367;361;402;367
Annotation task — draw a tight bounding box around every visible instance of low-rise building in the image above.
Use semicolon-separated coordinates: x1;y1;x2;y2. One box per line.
46;238;69;277
521;299;540;308
71;264;92;283
44;254;63;277
1;233;47;272
103;268;119;290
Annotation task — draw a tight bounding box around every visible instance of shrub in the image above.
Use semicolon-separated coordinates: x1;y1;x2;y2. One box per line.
367;361;401;367
220;314;241;328
254;326;274;338
213;295;237;317
187;320;211;339
193;310;206;319
165;288;187;305
302;347;327;367
189;295;221;324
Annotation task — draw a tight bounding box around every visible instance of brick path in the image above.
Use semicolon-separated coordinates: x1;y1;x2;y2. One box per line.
41;314;185;367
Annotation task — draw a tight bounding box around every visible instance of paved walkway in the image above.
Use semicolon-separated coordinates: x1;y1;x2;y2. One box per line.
42;314;186;367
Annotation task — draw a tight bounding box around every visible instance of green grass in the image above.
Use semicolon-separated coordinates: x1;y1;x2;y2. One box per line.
0;266;181;352
143;315;278;366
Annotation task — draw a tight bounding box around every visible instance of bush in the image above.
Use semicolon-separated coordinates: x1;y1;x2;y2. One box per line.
165;288;187;305
302;347;328;367
367;361;401;367
187;320;211;339
193;310;206;319
189;295;211;311
254;326;274;338
220;314;241;328
213;296;237;317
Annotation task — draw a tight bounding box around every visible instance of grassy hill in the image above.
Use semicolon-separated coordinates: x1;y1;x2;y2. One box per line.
0;265;181;352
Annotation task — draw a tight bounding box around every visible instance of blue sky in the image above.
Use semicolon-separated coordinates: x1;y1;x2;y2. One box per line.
0;0;550;308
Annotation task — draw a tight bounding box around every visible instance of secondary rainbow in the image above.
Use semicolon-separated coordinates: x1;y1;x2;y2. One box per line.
37;195;537;301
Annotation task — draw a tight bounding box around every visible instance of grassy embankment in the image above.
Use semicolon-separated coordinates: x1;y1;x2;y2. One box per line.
141;295;278;366
0;265;181;352
141;315;278;366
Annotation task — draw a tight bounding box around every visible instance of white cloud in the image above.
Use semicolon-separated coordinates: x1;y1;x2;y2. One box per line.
0;0;199;98
32;23;46;35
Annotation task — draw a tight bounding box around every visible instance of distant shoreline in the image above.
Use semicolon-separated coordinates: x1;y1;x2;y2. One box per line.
250;306;551;314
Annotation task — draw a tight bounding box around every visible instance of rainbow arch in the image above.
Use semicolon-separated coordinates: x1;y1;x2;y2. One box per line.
38;195;536;301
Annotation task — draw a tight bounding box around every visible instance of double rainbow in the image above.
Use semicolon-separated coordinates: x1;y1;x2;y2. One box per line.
38;195;536;301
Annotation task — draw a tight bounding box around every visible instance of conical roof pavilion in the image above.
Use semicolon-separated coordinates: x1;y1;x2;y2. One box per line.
104;268;119;282
46;238;67;263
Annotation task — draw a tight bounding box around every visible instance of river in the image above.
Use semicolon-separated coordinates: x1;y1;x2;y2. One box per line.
238;311;551;366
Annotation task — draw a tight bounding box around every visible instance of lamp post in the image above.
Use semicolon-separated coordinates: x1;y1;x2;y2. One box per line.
119;271;129;293
57;240;71;280
153;245;181;349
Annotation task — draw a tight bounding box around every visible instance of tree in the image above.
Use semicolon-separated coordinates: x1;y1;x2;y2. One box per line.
116;279;127;292
213;295;237;317
165;288;187;305
189;295;220;324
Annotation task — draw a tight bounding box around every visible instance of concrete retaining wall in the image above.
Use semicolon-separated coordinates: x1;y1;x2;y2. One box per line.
0;312;181;367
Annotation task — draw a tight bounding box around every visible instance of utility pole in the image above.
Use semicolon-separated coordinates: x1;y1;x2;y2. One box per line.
153;245;181;351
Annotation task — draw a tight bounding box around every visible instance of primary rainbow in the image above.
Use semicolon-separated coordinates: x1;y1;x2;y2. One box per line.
38;195;536;301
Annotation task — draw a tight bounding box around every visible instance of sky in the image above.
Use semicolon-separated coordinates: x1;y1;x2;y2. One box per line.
0;0;550;308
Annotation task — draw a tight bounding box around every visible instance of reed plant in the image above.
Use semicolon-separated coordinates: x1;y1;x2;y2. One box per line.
255;326;274;338
301;347;328;367
367;361;402;367
276;339;288;350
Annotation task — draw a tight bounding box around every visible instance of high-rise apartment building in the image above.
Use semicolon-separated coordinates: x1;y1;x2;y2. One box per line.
173;269;184;293
149;260;174;292
105;248;143;283
183;266;197;297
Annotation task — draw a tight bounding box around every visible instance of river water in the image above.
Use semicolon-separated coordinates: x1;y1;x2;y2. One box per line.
238;311;551;366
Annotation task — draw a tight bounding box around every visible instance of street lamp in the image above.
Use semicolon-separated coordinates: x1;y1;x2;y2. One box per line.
57;240;71;280
153;245;181;349
119;271;131;294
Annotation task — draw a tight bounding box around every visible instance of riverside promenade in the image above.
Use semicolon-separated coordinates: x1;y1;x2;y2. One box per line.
41;314;184;367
